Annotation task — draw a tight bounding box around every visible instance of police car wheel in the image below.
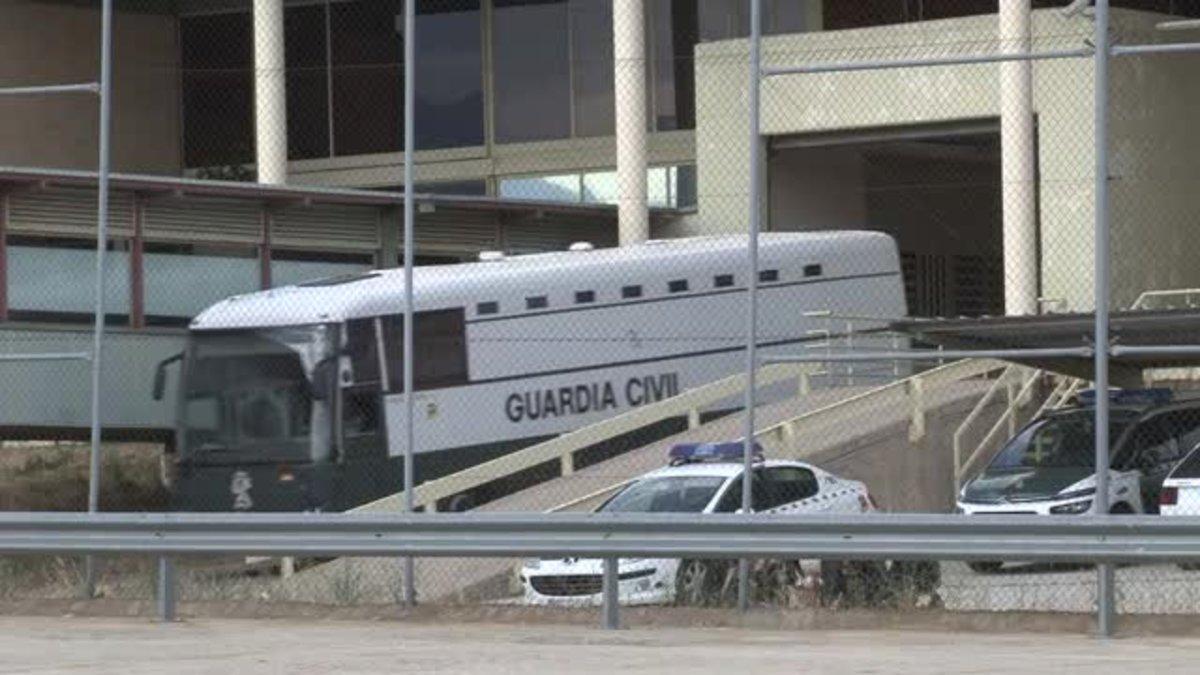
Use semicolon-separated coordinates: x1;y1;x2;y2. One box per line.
675;560;721;606
968;561;1003;574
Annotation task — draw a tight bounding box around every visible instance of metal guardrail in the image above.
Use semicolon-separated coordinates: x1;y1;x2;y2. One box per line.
2;512;1200;560
5;512;1200;631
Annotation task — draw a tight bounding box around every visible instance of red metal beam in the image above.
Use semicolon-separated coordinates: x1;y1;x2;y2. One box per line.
260;207;272;290
129;194;145;329
0;190;8;322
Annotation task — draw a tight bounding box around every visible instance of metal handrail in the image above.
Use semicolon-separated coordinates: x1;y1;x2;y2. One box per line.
354;362;817;513
957;369;1045;484
951;365;1028;491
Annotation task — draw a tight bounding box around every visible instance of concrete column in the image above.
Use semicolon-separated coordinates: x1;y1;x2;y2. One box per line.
614;0;649;245
1000;0;1038;315
254;0;288;185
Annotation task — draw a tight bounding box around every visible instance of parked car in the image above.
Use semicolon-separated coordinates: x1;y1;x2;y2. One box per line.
1159;440;1200;518
958;388;1200;572
519;442;878;607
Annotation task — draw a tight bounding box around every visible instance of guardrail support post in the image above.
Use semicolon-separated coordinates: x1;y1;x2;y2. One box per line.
156;557;176;622
602;557;620;630
1097;560;1115;638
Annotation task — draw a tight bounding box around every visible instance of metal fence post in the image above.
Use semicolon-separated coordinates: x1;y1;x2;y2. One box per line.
738;0;763;614
401;0;418;608
83;0;114;601
1092;0;1115;640
602;556;620;630
156;557;176;622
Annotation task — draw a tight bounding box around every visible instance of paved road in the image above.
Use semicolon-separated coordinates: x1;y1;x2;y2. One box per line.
3;617;1199;674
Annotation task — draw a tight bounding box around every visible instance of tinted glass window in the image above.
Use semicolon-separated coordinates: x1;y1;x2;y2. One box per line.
180;13;253;168
714;274;734;288
760;466;819;509
622;285;643;299
668;279;689;293
600;476;727;513
803;264;823;278
570;0;614;136
477;301;499;315
382;309;469;391
575;290;596;304
416;0;484;149
345;318;381;385
759;269;779;283
526;296;548;310
494;0;571;142
991;410;1135;470
285;4;330;160
331;0;404;156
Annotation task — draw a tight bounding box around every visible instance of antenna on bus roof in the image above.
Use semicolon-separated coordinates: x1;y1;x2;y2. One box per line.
568;242;594;252
478;250;506;262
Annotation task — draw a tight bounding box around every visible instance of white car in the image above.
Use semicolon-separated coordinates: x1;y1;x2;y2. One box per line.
957;389;1200;572
1160;441;1200;517
519;442;877;607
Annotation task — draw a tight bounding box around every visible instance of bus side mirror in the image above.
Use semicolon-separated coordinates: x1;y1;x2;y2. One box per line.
310;358;338;401
153;353;184;401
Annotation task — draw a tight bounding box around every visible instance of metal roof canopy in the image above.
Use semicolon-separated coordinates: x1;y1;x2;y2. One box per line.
891;308;1200;386
0;166;681;222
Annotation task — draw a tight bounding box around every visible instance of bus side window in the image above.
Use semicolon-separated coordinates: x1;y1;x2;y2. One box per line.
345;318;381;385
382;309;469;392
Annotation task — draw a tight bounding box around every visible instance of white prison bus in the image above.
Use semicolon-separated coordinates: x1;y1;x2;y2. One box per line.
155;232;905;512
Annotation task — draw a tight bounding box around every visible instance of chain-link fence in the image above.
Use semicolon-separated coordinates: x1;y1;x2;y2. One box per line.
4;0;1200;633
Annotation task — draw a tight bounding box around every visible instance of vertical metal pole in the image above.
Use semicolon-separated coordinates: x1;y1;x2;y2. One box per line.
83;0;114;601
602;557;620;630
1092;0;1115;639
156;557;176;622
401;0;417;607
738;0;763;614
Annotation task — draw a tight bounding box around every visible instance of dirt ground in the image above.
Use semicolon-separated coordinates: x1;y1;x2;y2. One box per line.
3;616;1199;674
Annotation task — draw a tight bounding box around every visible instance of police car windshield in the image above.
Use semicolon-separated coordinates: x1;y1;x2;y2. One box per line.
600;475;727;513
989;409;1136;471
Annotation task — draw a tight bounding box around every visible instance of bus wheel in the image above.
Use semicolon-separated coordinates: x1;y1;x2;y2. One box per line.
445;492;476;512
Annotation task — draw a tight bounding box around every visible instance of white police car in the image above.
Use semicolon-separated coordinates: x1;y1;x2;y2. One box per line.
519;442;877;606
958;389;1200;571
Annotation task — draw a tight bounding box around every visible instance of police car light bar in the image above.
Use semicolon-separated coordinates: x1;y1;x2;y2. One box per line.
668;442;765;465
1077;388;1173;407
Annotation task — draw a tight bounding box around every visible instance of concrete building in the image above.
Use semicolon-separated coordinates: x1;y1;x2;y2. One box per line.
5;1;1199;315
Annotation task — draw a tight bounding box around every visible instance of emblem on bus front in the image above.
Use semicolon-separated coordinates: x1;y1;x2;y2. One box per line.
231;470;253;511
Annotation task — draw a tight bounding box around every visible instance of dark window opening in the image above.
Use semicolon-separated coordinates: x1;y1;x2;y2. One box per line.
346;318;381;385
758;269;779;283
622;285;643;299
526;295;549;310
575;290;596;304
803;264;823;278
180;12;253;168
476;301;499;315
382;308;469;392
668;279;689;293
714;274;734;288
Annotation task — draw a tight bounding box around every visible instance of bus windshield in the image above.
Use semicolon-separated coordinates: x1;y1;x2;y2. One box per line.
181;325;335;464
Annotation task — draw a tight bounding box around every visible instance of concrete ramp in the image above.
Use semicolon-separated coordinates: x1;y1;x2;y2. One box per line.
283;364;998;605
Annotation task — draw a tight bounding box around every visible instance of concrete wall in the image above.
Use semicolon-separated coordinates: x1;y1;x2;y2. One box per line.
0;1;182;174
693;9;1200;312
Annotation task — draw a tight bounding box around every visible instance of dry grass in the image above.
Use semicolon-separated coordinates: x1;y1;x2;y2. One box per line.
0;442;168;512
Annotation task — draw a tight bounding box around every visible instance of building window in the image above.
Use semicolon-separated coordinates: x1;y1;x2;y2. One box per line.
493;0;572;143
180;13;253;169
330;0;404;157
416;0;485;150
285;4;330;161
